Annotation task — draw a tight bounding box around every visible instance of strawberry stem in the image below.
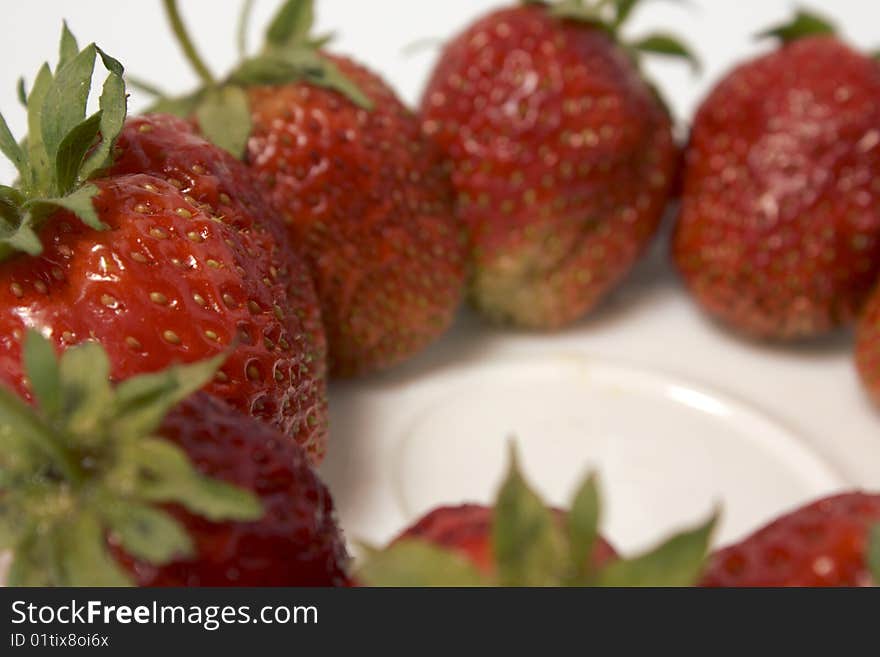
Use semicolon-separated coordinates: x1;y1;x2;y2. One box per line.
238;0;256;58
162;0;216;86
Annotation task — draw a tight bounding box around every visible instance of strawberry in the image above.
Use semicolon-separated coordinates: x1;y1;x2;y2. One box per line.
357;446;716;587
148;0;466;377
0;332;349;586
420;0;688;329
393;504;618;577
0;29;327;460
673;11;880;340
701;493;880;587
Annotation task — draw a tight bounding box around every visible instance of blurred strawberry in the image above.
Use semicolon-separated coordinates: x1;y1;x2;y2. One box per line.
1;333;349;586
420;0;690;329
674;11;880;339
701;493;880;587
357;446;716;587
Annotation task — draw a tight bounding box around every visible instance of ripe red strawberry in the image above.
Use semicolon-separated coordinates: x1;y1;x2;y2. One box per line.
357;446;716;587
151;0;466;377
420;0;687;329
0;31;327;460
1;333;349;586
673;11;880;340
701;493;880;587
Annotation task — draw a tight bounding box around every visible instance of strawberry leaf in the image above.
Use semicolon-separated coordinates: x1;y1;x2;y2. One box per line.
567;473;601;578
102;501;194;565
195;86;253;159
41;44;97;167
57;21;80;72
54;112;103;194
0;111;27;179
757;10;837;44
356;540;488;587
56;510;132;586
58;338;112;438
596;511;717;587
124;437;263;522
266;0;315;50
25;63;53;193
112;352;226;440
869;524;880;585
79;50;127;180
28;182;106;233
631;33;701;72
492;444;567;586
23;330;62;421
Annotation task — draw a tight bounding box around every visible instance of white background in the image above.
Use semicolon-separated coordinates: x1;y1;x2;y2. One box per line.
2;1;880;550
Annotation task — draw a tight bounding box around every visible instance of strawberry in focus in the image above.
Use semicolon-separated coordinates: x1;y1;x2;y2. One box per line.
420;0;687;329
673;11;880;340
151;0;466;377
701;493;880;587
1;333;349;586
0;31;328;460
357;446;716;587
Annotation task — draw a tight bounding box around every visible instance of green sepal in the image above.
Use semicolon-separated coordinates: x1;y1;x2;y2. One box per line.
631;32;701;73
27;183;106;233
265;0;315;50
0;112;27;179
57;21;80;72
54;112;103;194
23;329;62;421
356;541;488;587
119;437;262;522
595;511;717;587
101;501;194;564
111;352;226;440
0;27;127;262
55;510;132;587
41;44;98;163
757;10;837;44
16;78;27;107
567;473;601;579
492;444;567;586
195;86;253;158
1;333;266;586
868;523;880;585
57;338;112;439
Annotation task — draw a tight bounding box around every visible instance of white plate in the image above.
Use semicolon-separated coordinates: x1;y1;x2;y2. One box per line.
322;236;880;552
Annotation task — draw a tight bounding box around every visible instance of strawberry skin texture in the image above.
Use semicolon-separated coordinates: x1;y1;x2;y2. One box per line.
111;392;350;586
396;504;617;575
420;5;677;329
0;115;328;461
244;56;466;377
701;493;880;587
674;36;880;339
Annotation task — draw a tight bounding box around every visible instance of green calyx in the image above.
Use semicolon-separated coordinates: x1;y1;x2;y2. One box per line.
757;9;837;44
0;24;128;262
0;331;263;586
525;0;700;73
356;443;718;587
146;0;372;159
869;524;880;585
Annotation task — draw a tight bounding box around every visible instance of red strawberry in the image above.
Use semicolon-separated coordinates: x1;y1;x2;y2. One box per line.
673;11;880;340
420;0;687;329
151;0;466;377
395;504;617;577
0;32;327;460
357;446;716;587
701;493;880;587
1;333;349;587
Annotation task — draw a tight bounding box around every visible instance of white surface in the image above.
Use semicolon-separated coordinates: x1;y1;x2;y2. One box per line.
2;2;880;553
